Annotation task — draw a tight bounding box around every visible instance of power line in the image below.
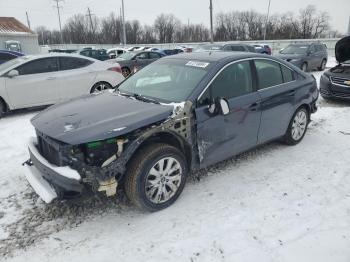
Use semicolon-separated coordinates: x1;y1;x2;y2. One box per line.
53;0;64;44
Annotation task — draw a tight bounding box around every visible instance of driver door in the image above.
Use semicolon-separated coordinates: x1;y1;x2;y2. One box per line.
5;57;61;108
195;60;262;168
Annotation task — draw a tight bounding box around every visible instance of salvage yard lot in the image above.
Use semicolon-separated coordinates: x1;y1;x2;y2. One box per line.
1;63;350;262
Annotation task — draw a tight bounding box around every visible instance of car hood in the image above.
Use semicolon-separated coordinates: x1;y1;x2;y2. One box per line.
31;91;173;145
275;53;303;60
325;64;350;77
335;36;350;64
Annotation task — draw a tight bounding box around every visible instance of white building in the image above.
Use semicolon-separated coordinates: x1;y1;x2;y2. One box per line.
0;17;39;54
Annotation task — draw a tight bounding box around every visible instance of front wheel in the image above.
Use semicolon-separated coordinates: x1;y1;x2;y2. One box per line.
0;100;6;119
124;143;188;212
90;82;112;93
284;107;309;145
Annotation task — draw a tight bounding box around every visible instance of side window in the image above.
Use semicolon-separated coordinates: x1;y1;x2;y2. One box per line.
309;45;316;54
209;61;253;101
16;58;59;75
59;57;93;70
0;53;15;60
231;45;245;52
281;65;294;83
255;60;283;89
80;50;89;57
135;52;148;60
223;45;232;51
149;52;161;59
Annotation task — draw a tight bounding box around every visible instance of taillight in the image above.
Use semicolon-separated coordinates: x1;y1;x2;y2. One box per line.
108;66;122;74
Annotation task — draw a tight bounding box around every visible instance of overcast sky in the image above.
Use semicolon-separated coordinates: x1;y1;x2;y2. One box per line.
1;0;349;33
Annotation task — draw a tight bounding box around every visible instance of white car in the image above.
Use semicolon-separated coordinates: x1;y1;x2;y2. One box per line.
107;47;128;59
0;53;124;117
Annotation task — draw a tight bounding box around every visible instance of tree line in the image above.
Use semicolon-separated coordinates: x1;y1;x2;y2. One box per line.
36;5;338;46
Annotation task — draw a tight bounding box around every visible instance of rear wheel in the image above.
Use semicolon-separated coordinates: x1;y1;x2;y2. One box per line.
90;82;112;93
0;100;6;119
318;59;327;71
301;62;308;72
124;143;188;212
284;107;309;145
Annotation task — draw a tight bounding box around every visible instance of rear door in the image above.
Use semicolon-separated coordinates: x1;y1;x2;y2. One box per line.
5;57;61;108
58;56;96;101
195;60;262;168
254;59;297;143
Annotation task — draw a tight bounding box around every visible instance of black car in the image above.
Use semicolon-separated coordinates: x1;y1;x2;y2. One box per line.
320;36;350;101
109;51;165;77
23;52;318;212
195;43;256;53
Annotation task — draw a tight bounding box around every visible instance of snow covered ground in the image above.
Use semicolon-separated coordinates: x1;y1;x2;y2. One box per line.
1;58;350;262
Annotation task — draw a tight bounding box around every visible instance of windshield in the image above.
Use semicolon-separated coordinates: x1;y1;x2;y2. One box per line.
118;59;210;102
118;52;135;60
0;57;25;73
281;45;309;55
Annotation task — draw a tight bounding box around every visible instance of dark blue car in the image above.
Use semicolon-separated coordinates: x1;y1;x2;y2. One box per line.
0;50;24;64
24;52;318;212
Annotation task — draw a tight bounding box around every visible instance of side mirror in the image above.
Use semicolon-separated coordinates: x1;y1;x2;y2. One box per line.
208;98;230;115
219;98;230;115
7;69;19;78
279;48;284;53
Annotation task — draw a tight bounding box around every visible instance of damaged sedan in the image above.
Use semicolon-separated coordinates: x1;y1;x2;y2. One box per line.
23;52;318;211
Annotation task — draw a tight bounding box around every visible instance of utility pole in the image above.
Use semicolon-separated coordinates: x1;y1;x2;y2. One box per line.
87;7;95;33
121;0;126;46
263;0;271;41
209;0;214;43
53;0;64;44
25;11;31;30
347;16;350;36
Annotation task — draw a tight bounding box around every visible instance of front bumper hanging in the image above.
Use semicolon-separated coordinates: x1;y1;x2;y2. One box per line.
23;138;82;203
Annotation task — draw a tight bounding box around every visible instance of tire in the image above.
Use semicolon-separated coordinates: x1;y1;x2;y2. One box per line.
121;67;131;78
90;82;112;93
0;100;6;119
318;59;327;71
284;107;309;145
301;62;308;72
124;143;188;212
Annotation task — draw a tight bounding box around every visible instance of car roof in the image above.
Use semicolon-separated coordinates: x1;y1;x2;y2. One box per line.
164;51;264;62
20;53;97;61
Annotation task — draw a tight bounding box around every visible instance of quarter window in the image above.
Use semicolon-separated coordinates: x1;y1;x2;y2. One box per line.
255;60;283;89
16;58;59;75
281;65;294;83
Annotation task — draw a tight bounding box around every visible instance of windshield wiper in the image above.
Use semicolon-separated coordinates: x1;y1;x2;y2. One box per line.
132;94;160;104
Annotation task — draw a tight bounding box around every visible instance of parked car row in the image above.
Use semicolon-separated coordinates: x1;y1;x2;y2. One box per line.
0;35;347;212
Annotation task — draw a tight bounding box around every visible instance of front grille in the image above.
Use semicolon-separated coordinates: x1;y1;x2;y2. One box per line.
36;134;62;166
330;76;350;88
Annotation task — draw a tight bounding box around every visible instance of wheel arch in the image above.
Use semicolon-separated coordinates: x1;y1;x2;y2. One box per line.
127;130;193;170
0;96;9;112
90;81;113;93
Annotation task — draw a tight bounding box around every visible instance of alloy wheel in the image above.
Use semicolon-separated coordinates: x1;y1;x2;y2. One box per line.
145;157;182;204
291;110;307;141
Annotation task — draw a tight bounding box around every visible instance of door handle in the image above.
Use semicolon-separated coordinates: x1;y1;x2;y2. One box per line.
288;90;296;96
47;76;56;80
249;102;259;111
